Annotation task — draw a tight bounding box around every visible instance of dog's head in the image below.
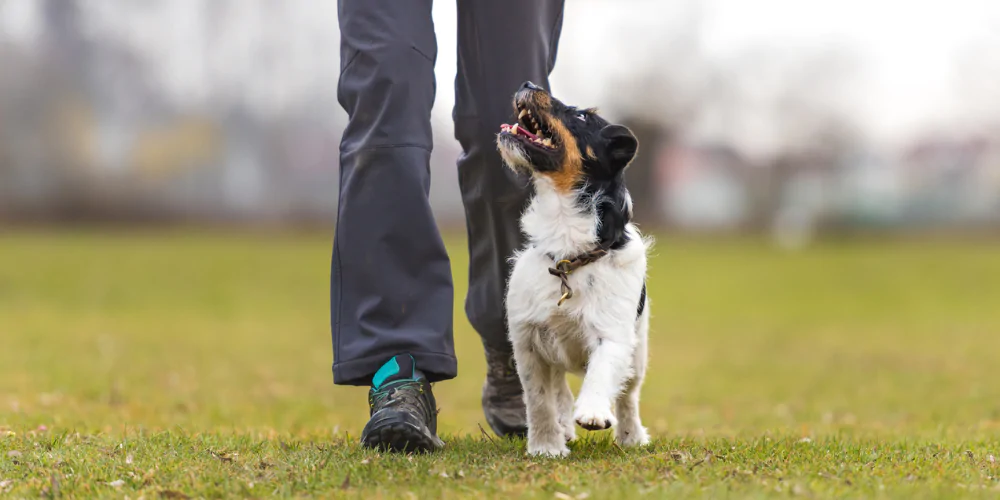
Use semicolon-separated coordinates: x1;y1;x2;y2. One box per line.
496;81;638;193
497;82;640;250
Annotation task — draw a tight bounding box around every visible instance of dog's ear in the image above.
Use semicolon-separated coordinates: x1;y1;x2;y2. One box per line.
600;124;638;172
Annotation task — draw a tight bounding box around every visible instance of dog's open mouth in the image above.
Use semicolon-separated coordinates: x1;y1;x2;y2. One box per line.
500;104;557;150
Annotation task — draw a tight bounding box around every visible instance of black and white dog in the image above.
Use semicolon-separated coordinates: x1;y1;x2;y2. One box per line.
497;82;651;457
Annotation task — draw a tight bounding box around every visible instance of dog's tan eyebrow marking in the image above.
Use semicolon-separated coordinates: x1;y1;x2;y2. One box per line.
542;113;583;193
585;145;596;160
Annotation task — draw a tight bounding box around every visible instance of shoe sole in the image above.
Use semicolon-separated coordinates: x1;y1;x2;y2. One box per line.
360;409;444;453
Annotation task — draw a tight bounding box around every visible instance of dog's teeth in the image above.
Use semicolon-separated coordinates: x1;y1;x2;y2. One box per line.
542;138;552;146
518;109;527;120
511;124;518;135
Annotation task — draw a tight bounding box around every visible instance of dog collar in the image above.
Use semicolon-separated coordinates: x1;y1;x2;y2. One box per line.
546;248;609;306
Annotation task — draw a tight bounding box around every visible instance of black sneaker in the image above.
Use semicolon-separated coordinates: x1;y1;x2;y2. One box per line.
360;354;444;453
482;344;528;438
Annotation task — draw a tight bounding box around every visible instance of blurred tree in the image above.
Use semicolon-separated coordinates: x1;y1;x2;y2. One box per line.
619;115;670;227
765;53;866;237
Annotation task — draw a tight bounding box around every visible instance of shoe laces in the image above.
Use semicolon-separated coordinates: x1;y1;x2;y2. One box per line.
370;379;424;408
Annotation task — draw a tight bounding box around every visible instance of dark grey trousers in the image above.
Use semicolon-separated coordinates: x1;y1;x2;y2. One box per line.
331;0;566;386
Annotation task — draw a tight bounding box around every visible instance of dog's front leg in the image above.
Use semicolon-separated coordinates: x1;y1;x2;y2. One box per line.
616;311;650;447
510;325;569;457
573;330;633;431
552;367;577;443
614;374;649;447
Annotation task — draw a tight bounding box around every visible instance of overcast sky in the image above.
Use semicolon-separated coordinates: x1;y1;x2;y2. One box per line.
3;0;1000;152
548;0;1000;149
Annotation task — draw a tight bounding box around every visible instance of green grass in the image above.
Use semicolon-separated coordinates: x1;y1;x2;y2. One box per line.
2;228;1000;498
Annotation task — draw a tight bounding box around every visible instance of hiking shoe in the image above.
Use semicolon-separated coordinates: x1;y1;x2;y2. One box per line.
482;344;528;438
360;354;444;453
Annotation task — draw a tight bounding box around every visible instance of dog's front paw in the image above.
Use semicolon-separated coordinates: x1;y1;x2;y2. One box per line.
526;440;570;458
615;425;650;447
562;423;577;443
573;402;618;431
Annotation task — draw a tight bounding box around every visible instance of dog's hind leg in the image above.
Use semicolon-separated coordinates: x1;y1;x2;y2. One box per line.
511;325;570;457
616;306;651;447
551;367;576;443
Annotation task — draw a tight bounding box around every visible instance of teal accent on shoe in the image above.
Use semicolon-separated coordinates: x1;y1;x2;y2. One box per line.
372;354;423;390
372;357;400;390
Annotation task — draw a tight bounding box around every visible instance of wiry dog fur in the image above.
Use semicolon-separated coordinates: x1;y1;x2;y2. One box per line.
497;82;652;457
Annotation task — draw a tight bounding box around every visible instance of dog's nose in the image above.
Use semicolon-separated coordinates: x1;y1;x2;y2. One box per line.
521;81;542;91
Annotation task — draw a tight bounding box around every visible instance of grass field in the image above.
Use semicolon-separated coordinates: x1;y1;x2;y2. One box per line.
2;228;1000;498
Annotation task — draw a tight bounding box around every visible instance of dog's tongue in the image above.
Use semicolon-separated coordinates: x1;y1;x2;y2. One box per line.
500;123;540;140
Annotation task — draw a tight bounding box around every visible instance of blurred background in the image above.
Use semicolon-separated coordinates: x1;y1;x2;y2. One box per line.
2;0;1000;240
3;0;1000;438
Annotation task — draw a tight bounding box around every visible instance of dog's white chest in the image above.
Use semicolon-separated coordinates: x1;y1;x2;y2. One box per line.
507;248;589;316
506;247;633;373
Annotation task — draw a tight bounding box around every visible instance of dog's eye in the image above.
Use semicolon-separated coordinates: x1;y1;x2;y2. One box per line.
576;113;587;122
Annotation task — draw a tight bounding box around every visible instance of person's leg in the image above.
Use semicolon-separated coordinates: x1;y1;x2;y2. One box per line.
332;0;452;451
453;0;566;437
